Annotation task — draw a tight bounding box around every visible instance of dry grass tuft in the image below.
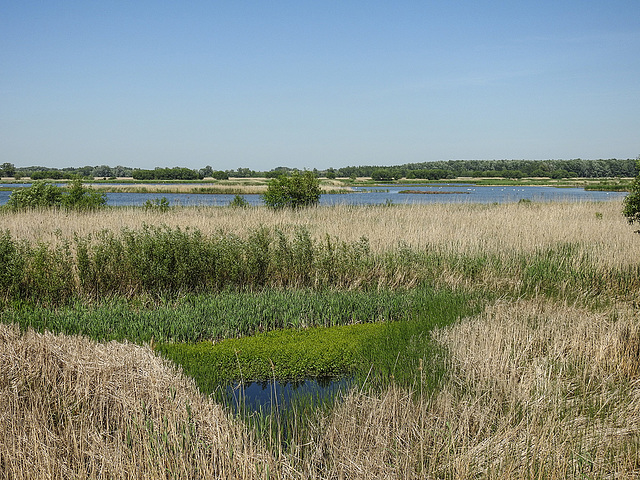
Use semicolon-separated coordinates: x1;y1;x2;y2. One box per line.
309;299;640;479
0;323;275;479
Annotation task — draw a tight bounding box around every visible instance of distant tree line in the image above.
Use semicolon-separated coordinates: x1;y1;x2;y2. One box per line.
335;158;638;179
0;163;16;177
132;167;203;180
4;158;638;181
10;165;133;179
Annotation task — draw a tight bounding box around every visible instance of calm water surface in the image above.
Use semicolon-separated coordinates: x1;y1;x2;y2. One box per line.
225;377;352;413
0;185;628;206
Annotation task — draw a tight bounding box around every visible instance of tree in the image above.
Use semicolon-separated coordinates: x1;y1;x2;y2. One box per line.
199;165;214;178
211;170;229;180
261;171;321;209
622;157;640;230
1;163;16;177
371;168;394;182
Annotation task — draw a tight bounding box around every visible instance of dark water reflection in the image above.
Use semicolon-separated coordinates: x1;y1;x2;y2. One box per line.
224;377;352;413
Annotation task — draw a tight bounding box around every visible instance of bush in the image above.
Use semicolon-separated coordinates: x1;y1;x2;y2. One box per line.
61;178;107;210
622;157;640;228
143;197;171;212
261;171;321;209
228;195;250;208
6;179;106;210
6;181;64;208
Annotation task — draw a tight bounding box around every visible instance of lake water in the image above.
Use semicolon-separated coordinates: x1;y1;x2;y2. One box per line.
0;184;628;206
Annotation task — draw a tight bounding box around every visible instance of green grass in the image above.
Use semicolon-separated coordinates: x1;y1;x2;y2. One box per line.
1;288;440;343
156;322;383;391
153;287;484;390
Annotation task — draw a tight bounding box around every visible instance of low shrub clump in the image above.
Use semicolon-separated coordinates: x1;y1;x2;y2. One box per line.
5;178;106;210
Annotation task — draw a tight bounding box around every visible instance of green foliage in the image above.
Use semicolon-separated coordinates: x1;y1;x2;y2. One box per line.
0;163;16;177
371;168;396;182
0;289;442;343
152;287;481;393
228;194;250;208
211;170;229;180
132;167;203;180
157;323;383;390
0;231;24;303
61;178;107;209
359;288;483;390
30;170;72;180
1;225;637;308
6;179;105;210
261;171;321;209
6;181;63;208
622;158;640;228
143;197;171;211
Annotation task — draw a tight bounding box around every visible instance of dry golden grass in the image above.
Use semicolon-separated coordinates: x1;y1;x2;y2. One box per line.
0;322;277;479
3;299;639;478
311;299;640;478
1;200;637;269
86;179;351;195
90;182;270;194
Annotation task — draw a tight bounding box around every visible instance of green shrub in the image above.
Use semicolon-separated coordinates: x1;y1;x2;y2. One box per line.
142;197;170;211
228;195;250;208
261;171;321;209
623;158;640;229
61;178;107;209
0;231;25;304
6;181;63;208
6;179;106;210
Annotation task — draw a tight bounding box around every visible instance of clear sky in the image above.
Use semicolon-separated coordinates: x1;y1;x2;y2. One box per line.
2;1;639;171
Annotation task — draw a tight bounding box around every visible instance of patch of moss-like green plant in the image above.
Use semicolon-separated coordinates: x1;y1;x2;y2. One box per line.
155;322;385;393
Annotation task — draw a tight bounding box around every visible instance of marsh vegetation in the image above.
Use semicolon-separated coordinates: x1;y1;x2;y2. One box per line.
1;200;639;478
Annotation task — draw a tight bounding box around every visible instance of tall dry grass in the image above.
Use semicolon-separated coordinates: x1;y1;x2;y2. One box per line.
1;200;637;268
308;299;640;478
0;323;276;479
2;201;639;478
87;179;350;195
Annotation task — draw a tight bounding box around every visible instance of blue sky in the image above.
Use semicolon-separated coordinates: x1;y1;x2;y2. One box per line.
2;1;639;171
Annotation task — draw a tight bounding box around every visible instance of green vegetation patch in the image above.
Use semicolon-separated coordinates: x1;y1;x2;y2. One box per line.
153;287;484;394
156;322;384;391
0;289;431;343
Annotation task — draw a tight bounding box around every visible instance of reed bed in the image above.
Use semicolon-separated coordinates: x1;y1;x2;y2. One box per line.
91;183;269;194
1;202;638;306
0;201;636;268
87;180;350;195
3;299;639;478
1;201;639;478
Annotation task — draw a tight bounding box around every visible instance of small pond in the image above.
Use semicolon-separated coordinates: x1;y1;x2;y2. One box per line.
224;377;353;413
